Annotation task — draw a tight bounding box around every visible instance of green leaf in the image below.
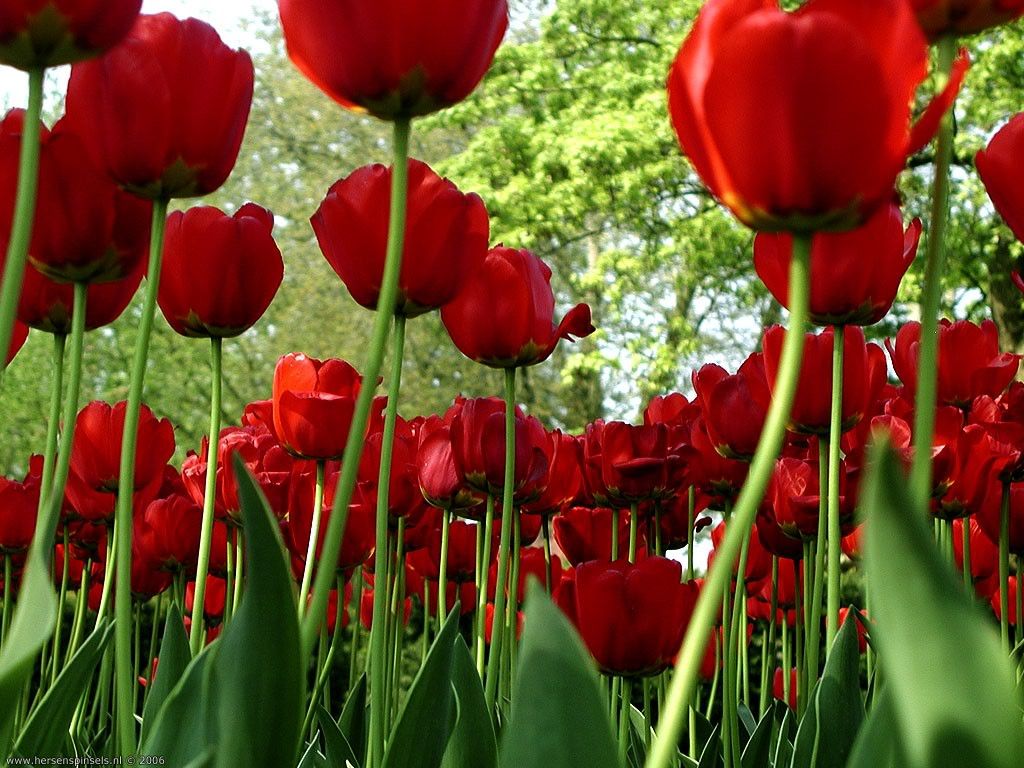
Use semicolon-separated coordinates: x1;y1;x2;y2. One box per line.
773;708;794;768
382;604;460;768
0;548;57;759
11;620;112;758
442;636;497;768
140;602;191;746
139;647;218;764
339;673;368;763
212;457;305;768
697;724;721;768
499;584;618;768
741;707;774;768
789;612;863;768
298;740;328;768
845;689;900;768
862;442;1024;768
737;702;757;739
318;706;358;768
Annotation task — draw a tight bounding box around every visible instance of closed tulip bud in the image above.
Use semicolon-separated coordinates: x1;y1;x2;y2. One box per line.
754;201;921;326
522;430;583;517
65;14;254;199
0;0;141;70
978;112;1024;246
0;458;42;553
134;494;202;575
692;355;771;460
286;468;375;575
441;246;594;368
552;506;640;566
278;0;508;120
416;415;482;514
599;422;680;503
158;203;283;337
667;0;967;232
313;160;489;317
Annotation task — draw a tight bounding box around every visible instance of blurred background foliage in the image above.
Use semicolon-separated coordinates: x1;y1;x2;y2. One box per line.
2;0;1023;473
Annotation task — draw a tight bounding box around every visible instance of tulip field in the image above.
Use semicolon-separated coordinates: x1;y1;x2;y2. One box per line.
2;0;1024;767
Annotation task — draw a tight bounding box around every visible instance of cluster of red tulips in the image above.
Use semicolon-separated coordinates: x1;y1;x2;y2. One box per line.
1;0;1024;767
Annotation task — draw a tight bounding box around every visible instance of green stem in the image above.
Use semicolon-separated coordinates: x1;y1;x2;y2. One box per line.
437;508;451;631
1016;558;1023;648
190;336;223;654
909;36;958;510
1001;482;1011;654
232;530;243;613
962;517;973;591
476;496;495;677
303;118;411;664
49;530;70;685
760;556;778;717
224;527;235;627
301;577;347;737
0;67;44;373
37;334;66;509
628;502;639;563
1;555;11;644
348;570;363;691
687;486;695;580
542;514;553;596
65;559;89;665
113;197;168;756
808;441;827;681
646;235;811;768
782;618;791;708
484;367;517;714
367;313;408;768
618;677;632;765
825;327;844;651
611;509;620;561
298;461;327;617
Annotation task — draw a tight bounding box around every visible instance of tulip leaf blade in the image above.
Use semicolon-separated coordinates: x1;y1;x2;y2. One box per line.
318;706;359;768
862;440;1024;768
697;723;721;768
382;604;460;768
11;619;112;759
211;456;305;768
139;646;218;764
499;584;618;768
140;602;191;746
845;689;900;768
442;635;497;768
740;707;774;768
339;672;368;763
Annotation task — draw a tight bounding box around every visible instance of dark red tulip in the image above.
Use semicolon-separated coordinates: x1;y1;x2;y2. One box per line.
18;259;143;335
912;0;1024;38
709;520;773;593
932;426;1016;520
0;0;141;69
683;417;749;504
441;246;594;368
359;415;429;520
953;518;999;595
599;422;679;504
978;483;1024;557
522;430;583;517
278;0;508;120
65;14;254;199
888;320;1020;408
557;557;699;677
763;326;887;435
286;467;375;575
272;353;364;461
134;494;201;575
768;457;853;540
693;355;770;460
488;546;563;601
130;541;171;600
313;160;489;317
754;201;921;326
990;576;1019;626
552;506;639;566
158;203;283;337
773;668;798;711
407;518;478;583
755;507;804;560
7;321;27;365
978;113;1024;245
667;0;966;232
416;415;482;514
185;575;226;626
0;458;42;553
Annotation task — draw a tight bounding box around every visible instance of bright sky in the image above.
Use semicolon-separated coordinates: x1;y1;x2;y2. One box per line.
0;0;275;108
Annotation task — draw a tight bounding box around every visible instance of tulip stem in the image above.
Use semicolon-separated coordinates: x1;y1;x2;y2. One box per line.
349;570;363;690
687;486;695;580
112;196;168;757
65;560;89;666
37;334;67;511
232;529;243;613
646;234;810;768
909;36;957;511
438;508;451;631
760;556;779;718
301;576;347;737
49;531;71;686
190;336;223;654
541;514;553;596
0;67;44;376
308;120;411;768
1;555;11;644
476;495;495;676
1001;481;1011;654
484;367;517;715
628;502;639;563
962;517;972;591
825;327;844;652
298;461;327;618
618;677;632;765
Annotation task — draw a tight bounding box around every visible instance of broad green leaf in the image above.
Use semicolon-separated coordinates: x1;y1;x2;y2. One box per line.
298;740;328;768
140;647;217;764
139;603;191;746
318;706;358;768
741;707;774;768
862;442;1024;768
737;702;757;739
11;620;112;758
212;458;305;768
339;673;367;762
499;584;618;768
382;604;460;768
697;724;720;768
789;613;863;768
773;708;794;768
0;547;57;759
845;689;900;768
442;636;497;768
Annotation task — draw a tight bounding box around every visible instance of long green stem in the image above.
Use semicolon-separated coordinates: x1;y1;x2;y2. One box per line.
367;313;408;768
1;555;11;644
485;367;517;713
618;677;632;765
909;36;957;510
113;197;168;757
0;68;44;372
65;560;89;665
628;502;639;563
808;443;827;681
297;461;327;617
437;508;451;631
189;336;223;654
825;327;844;651
687;486;695;580
646;235;811;768
37;335;66;508
1000;482;1011;654
476;496;495;676
542;515;553;594
49;530;70;685
303;117;411;665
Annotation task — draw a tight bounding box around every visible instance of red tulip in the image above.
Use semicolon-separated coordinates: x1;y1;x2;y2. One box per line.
408;518;478;583
18;259;143;334
763;326;887;435
768;457;854;539
773;668;798;711
692;355;771;460
888;320;1020;408
0;0;141;69
272;353;364;461
313;160;489;317
912;0;1024;38
753;201;921;326
185;575;226;625
552;506;640;566
666;0;967;231
990;576;1019;626
522;430;583;517
709;520;773;593
755;507;805;561
7;321;27;365
359;415;430;520
683;417;749;504
932;425;1016;520
65;14;254;199
130;541;171;600
278;0;508;120
557;557;699;677
953;518;999;595
978;483;1024;557
134;494;201;575
416;415;482;514
0;458;42;553
158;203;283;337
487;546;563;601
978;112;1024;245
441;246;594;368
599;422;680;503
